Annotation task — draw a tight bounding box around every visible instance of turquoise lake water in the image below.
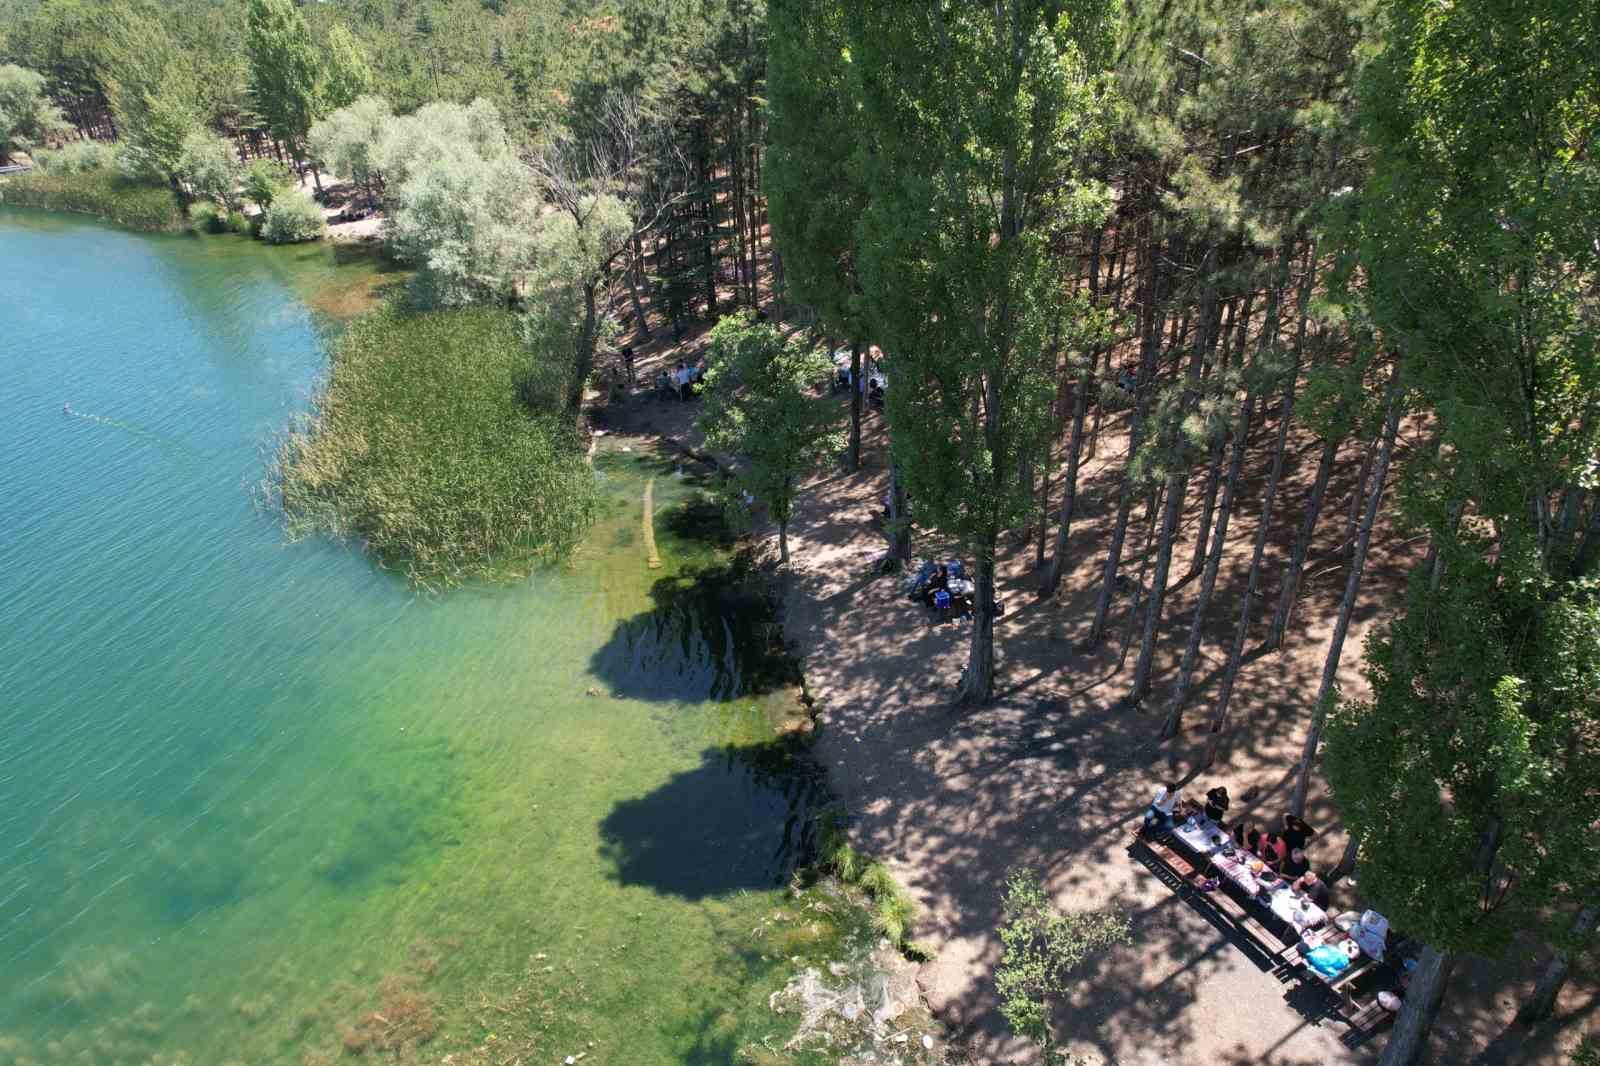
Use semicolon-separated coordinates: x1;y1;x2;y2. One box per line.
0;210;825;1065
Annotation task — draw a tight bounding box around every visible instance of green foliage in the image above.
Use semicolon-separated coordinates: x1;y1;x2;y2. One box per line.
242;157;291;213
308;94;392;204
994;869;1129;1055
225;209;252;235
1574;1038;1600;1066
176;130;241;209
871;890;917;946
321;22;372;111
0;62;65;160
278;304;597;587
380;98;541;306
1325;0;1600;982
698;313;844;564
188;199;225;232
99;10;208;181
32;139;112;174
260;185;325;243
0;166;182;230
246;0;324;148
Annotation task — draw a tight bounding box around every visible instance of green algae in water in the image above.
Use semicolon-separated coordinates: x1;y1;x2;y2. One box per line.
0;214;840;1065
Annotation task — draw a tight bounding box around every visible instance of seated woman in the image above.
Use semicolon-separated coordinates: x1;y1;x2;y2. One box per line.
1204;786;1230;823
1256;832;1288;871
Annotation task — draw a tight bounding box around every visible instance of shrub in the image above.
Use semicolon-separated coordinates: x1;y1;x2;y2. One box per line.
225;210;252;235
261;187;327;244
34;140;114;174
277;305;597;586
243;157;292;212
994;869;1130;1057
871;890;918;946
0;168;183;231
189;200;226;233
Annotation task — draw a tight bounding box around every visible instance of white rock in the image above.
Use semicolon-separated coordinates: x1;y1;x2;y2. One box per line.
922;1034;934;1050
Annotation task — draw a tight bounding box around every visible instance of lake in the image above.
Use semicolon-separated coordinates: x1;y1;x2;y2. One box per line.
0;210;835;1065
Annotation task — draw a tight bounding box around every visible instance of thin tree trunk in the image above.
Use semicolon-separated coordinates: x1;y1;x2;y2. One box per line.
1267;435;1340;649
1328;834;1360;883
1163;388;1255;738
848;341;863;472
1086;237;1164;648
1516;905;1596;1025
1344;430;1379;554
1186;295;1250;583
1378;944;1456;1066
1290;362;1405;816
1132;251;1219;701
1043;376;1091;595
778;519;790;565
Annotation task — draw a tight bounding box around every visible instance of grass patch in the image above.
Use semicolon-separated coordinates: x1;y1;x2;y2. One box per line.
0;168;183;231
277;304;597;586
812;812;921;952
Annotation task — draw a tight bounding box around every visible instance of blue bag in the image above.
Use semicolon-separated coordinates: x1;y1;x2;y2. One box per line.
1306;944;1351;979
933;589;951;610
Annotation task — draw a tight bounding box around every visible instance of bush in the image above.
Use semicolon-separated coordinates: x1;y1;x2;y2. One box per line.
277;305;598;586
34;140;114;174
261;187;327;244
189;200;226;233
243;157;292;212
0;167;183;231
225;210;252;235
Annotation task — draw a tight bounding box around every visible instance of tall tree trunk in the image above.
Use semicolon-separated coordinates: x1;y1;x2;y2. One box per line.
1267;435;1340;649
960;545;997;704
778;519;790;565
1378;944;1456;1066
1291;362;1405;816
1344;430;1379;554
848;341;863;472
1132;251;1218;701
1163;388;1255;737
1516;905;1596;1025
1086;236;1165;648
1186;294;1250;583
1043;374;1091;596
886;462;911;565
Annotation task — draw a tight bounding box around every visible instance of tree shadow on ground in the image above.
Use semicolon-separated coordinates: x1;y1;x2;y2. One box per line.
597;740;828;900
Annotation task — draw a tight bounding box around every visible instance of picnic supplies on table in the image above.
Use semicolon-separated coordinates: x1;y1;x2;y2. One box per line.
1306;944;1352;979
1353;910;1389;961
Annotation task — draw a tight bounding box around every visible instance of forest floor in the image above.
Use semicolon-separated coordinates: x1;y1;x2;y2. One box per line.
598;315;1598;1066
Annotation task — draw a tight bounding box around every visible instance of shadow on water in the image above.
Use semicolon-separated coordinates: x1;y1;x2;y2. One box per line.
598;739;826;900
588;529;798;704
594;489;827;899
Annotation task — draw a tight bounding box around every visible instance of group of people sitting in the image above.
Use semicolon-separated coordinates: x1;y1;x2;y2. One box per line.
831;356;886;409
655;359;705;401
903;558;1007;622
1142;783;1331;909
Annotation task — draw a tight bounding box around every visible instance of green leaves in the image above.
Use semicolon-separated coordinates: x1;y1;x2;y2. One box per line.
698;313;844;560
994;869;1129;1051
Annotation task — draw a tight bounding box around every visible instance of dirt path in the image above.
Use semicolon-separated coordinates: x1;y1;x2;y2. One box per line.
591;312;1592;1066
772;411;1593;1065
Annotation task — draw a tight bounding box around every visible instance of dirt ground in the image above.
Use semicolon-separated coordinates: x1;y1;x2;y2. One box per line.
599;311;1596;1066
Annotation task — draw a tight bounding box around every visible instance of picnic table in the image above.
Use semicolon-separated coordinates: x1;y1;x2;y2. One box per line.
1168;815;1328;936
1161;813;1391;1008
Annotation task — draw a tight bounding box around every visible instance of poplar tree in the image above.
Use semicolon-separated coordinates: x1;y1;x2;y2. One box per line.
246;0;324;188
1324;2;1600;1062
766;0;871;472
847;0;1117;703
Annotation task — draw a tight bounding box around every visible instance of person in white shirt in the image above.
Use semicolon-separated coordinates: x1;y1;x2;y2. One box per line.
1142;783;1181;836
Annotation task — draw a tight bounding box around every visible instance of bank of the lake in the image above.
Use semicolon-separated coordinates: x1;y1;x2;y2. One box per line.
0;169;185;232
0;208;899;1066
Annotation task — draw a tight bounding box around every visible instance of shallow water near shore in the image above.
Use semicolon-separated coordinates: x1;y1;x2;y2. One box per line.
0;210;831;1064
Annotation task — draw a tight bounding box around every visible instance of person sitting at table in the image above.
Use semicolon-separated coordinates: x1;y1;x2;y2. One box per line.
1293;870;1331;910
1141;783;1181;837
1282;813;1315;852
1232;822;1262;852
1204;785;1230;822
1256;832;1287;870
1281;847;1312;879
